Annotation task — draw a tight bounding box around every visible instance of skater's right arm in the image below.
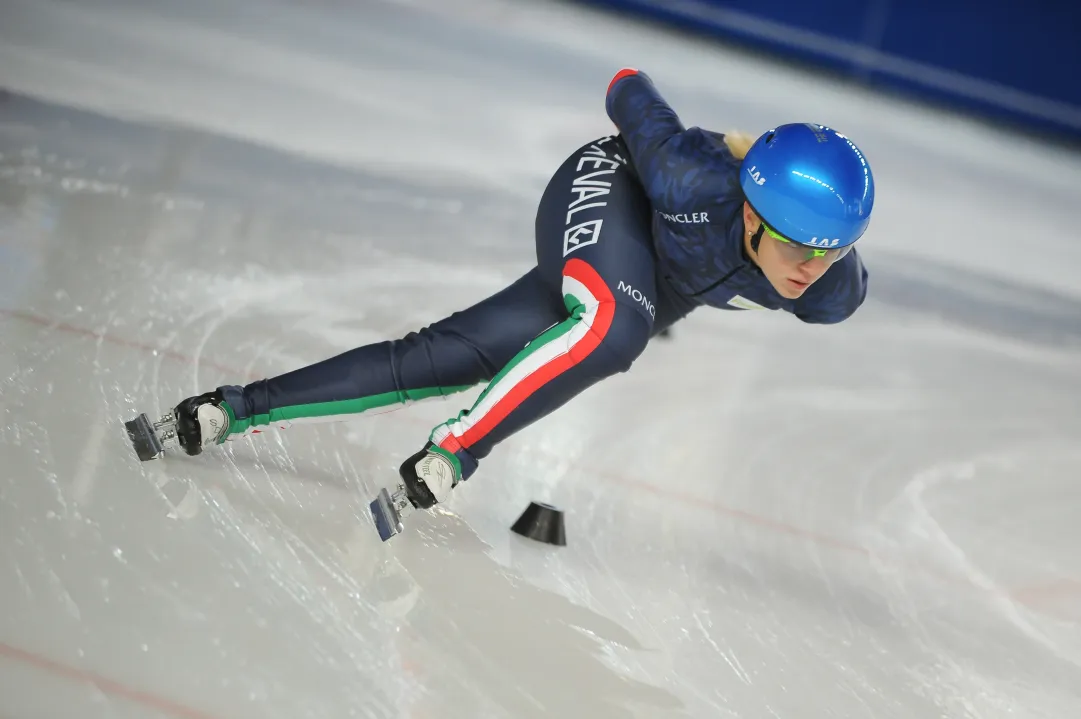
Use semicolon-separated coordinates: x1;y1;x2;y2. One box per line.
605;69;733;213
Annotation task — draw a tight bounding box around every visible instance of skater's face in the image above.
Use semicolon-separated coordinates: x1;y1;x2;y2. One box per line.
742;202;842;300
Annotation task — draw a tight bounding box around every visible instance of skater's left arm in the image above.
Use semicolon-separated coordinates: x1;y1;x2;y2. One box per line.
605;68;684;165
793;250;869;324
605;69;732;213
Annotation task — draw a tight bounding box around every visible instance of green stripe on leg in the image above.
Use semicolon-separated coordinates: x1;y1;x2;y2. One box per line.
430;293;584;436
468;304;579;411
225;383;476;435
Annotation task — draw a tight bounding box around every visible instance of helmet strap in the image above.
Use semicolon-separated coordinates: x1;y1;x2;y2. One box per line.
749;224;765;255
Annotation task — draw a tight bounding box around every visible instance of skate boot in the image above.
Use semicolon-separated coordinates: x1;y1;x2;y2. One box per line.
124;389;231;461
173;390;231;456
370;443;461;541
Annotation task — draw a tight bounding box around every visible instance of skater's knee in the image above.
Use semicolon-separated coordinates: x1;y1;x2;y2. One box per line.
563;290;650;372
596;308;650;373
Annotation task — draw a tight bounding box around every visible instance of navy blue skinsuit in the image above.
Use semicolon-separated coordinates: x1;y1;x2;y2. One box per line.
214;69;868;481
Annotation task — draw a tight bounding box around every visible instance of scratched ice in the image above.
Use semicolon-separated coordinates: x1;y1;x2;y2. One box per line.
1;0;1080;717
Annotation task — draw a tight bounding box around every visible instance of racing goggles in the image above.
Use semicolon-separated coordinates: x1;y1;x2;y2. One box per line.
761;221;854;264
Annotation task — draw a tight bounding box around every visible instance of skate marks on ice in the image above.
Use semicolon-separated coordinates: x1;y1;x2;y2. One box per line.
4;241;1080;715
6;88;1081;358
123;402;693;718
0;364;690;719
3;61;1081;718
369;512;688;719
124;436;691;719
204;421;693;719
0;89;530;452
0;90;509;250
855;443;1081;710
0;144;686;719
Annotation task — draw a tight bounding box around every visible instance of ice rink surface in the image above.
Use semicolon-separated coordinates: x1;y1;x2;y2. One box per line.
2;0;1081;716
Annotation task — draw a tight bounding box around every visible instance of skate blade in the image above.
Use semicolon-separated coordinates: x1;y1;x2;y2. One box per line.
125;413;165;461
370;486;412;542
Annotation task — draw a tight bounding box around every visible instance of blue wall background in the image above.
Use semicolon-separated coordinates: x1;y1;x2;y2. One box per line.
572;0;1081;142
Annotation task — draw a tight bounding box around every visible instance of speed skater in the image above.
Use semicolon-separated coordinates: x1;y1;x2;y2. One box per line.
127;68;875;540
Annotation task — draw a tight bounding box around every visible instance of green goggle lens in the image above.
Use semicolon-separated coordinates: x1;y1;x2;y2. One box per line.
761;223;851;263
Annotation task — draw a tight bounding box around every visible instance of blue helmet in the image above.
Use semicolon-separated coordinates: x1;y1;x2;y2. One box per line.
739;123;874;250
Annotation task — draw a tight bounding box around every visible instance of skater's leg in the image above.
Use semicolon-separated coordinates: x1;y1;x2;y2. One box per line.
416;136;670;487
217;269;562;436
173;269;564;455
427;259;652;481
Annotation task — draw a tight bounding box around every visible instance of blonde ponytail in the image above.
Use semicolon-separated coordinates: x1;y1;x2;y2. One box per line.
723;130;758;160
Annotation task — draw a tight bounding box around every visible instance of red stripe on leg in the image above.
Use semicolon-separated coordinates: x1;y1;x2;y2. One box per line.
455;260;614;449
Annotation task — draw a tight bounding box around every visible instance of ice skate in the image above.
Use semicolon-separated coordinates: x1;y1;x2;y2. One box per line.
370;444;460;541
125;390;230;461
